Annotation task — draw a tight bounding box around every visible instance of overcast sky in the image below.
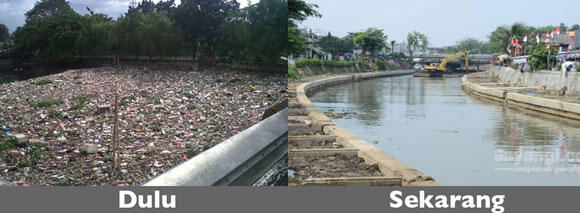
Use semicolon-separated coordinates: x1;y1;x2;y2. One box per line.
0;0;257;33
301;0;580;47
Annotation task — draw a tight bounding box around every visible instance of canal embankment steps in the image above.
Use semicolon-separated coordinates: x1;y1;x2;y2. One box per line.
289;70;439;186
462;71;580;120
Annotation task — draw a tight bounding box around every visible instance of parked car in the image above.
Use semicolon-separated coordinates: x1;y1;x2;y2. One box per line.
561;61;578;72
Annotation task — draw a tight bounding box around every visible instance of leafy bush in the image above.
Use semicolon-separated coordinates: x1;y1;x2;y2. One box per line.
376;61;386;70
288;66;300;79
295;59;362;68
375;61;398;70
576;65;580;72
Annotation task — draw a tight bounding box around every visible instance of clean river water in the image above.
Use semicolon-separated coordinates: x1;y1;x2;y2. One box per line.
310;74;580;185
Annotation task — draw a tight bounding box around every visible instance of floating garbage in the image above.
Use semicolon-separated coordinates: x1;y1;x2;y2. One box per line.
0;67;286;186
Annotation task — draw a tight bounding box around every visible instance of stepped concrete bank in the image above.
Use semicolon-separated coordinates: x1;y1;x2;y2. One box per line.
291;70;438;186
462;71;580;120
489;66;580;95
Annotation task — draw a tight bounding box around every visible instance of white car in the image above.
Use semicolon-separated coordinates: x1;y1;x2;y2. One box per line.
413;64;424;71
561;61;578;72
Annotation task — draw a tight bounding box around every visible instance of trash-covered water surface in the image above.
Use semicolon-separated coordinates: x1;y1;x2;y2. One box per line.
0;67;287;186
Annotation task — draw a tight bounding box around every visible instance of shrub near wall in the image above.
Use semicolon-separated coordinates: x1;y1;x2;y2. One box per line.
288;66;301;79
295;59;363;68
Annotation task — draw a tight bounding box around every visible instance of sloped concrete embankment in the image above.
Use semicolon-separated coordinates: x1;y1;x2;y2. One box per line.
489;66;580;95
462;72;580;120
298;65;367;76
289;70;439;186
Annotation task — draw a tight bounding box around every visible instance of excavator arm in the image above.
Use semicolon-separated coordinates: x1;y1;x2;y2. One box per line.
425;50;469;72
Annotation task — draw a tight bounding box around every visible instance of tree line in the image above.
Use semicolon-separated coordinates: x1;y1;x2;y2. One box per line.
3;0;287;70
288;1;430;62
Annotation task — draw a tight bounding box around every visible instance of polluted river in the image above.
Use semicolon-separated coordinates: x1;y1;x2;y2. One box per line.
310;74;580;186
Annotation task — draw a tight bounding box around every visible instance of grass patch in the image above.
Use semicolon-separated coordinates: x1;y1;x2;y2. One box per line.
73;75;82;80
153;96;162;105
187;104;197;110
213;125;223;132
139;90;149;97
120;96;136;106
48;109;63;118
1;98;10;104
186;149;199;158
183;92;195;99
70;93;96;111
0;140;15;151
265;96;274;102
35;98;63;108
295;59;362;68
26;149;42;160
288;66;301;79
31;79;53;85
53;181;74;186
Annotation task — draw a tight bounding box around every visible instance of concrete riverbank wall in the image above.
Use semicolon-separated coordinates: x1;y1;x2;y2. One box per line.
298;65;368;76
295;70;439;186
462;72;580;120
488;66;580;95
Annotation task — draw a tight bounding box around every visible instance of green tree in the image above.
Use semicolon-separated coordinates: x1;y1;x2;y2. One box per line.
0;23;8;43
173;0;239;62
117;12;145;60
140;12;177;60
406;31;428;60
451;37;489;54
317;32;340;59
390;40;396;54
13;0;82;63
571;24;580;31
78;8;115;59
288;0;320;56
245;0;287;67
354;27;387;61
529;43;557;71
488;23;533;54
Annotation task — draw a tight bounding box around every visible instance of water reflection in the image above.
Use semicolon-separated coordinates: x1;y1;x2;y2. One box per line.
310;75;580;185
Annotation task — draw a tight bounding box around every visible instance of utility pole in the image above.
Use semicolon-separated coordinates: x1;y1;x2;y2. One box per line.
547;51;550;70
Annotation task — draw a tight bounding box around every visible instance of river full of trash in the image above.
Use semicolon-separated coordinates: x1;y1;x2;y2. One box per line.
0;66;287;186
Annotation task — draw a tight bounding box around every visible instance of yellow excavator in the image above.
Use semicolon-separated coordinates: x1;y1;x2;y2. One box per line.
416;50;469;77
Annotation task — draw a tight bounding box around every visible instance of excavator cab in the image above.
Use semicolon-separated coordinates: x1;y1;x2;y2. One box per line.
415;50;470;77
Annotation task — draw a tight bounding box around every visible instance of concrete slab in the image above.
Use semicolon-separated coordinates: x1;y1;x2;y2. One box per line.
302;176;402;186
288;148;359;158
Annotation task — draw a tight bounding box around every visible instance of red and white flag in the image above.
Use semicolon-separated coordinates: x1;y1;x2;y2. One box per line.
523;34;528;43
556;27;561;35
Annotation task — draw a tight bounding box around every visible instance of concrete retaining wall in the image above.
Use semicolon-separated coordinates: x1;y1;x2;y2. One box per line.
299;65;367;76
296;70;438;186
462;73;580;120
488;66;580;95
